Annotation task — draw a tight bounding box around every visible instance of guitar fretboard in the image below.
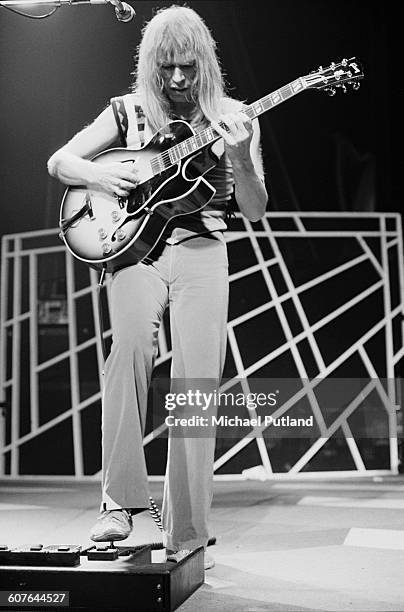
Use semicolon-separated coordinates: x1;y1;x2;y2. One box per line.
150;77;307;176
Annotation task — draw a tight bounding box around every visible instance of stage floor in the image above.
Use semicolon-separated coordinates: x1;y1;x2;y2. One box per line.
1;476;404;611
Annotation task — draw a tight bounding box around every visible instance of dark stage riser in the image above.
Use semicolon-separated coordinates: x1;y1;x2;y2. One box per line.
0;545;204;611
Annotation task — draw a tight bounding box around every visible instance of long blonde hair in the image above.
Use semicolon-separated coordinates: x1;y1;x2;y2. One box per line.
132;5;226;132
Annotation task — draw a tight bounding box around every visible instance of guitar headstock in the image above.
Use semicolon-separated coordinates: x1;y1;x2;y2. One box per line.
303;57;364;95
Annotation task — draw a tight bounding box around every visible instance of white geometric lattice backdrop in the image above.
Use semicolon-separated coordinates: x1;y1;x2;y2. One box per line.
1;212;403;478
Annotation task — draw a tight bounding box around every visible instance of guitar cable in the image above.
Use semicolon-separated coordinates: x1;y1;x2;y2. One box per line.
97;265;108;363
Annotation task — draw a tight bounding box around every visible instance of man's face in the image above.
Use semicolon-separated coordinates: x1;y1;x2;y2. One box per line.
160;55;197;104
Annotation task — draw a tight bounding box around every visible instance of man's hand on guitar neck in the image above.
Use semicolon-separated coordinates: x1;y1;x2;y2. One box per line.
211;111;253;168
211;111;267;222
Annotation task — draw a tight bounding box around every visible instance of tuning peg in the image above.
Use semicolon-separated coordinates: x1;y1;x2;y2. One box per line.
341;84;347;93
325;87;336;96
352;82;361;91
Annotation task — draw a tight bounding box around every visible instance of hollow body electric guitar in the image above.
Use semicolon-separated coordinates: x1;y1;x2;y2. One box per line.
59;58;364;273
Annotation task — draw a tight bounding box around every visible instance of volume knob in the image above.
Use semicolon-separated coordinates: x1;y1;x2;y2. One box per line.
102;243;112;255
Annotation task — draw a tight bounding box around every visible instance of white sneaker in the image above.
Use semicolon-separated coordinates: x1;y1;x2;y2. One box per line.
204;551;215;570
166;549;215;570
166;549;192;563
90;509;133;542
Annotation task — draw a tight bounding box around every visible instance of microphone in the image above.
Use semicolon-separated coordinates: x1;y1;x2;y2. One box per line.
107;0;135;22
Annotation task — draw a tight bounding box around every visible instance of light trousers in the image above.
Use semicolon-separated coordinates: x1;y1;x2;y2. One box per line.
101;228;229;551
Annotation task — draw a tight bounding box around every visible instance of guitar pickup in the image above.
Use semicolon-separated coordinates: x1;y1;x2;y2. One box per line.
158;133;175;145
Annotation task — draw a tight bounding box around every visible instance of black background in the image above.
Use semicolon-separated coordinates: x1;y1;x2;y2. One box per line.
0;0;401;240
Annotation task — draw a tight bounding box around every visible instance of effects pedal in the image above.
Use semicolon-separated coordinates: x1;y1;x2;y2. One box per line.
0;544;81;567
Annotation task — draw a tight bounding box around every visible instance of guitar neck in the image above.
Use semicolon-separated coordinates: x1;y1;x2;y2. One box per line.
240;77;307;121
162;77;307;169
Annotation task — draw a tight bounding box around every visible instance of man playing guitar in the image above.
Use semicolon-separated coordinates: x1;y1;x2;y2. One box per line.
48;4;267;570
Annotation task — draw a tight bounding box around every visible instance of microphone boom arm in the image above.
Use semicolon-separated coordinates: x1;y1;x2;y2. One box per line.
0;0;105;5
0;0;135;20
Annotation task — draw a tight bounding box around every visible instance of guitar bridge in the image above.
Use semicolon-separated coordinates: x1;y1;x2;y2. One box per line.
85;192;94;218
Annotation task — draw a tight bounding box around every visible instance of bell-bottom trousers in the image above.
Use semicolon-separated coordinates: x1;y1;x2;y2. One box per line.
100;228;229;551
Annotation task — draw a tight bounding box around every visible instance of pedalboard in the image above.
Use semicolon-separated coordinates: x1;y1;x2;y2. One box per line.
0;543;204;611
